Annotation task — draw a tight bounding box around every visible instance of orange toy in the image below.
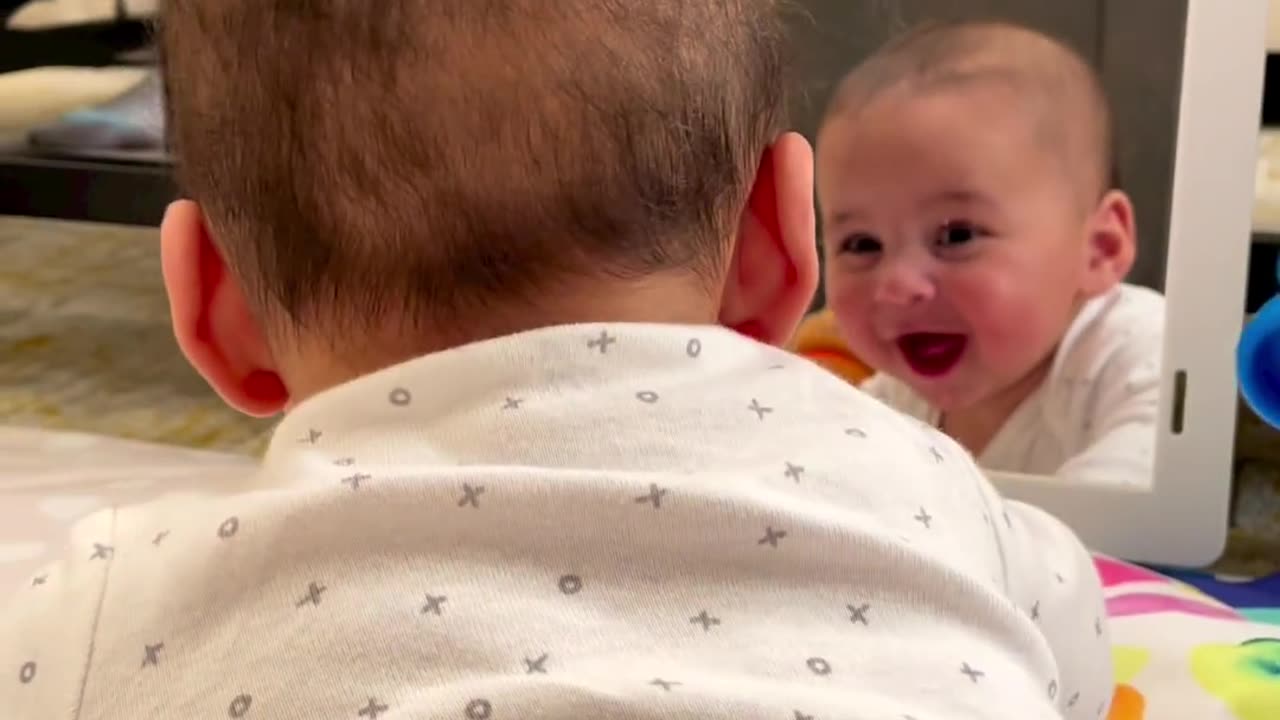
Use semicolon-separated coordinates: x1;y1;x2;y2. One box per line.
1107;685;1146;720
790;308;873;385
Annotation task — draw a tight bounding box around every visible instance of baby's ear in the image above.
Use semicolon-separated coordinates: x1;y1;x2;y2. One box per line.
719;132;819;345
1081;189;1137;297
160;200;290;417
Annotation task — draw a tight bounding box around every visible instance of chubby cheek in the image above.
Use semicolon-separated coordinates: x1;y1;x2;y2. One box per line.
824;277;895;369
943;270;1062;371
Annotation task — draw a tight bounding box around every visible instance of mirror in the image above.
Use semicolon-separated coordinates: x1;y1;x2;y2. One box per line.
790;0;1265;566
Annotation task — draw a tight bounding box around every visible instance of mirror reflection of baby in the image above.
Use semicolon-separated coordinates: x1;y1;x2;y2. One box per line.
816;21;1165;487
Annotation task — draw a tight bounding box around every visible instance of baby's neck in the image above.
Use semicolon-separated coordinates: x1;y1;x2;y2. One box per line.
939;356;1055;457
277;274;719;408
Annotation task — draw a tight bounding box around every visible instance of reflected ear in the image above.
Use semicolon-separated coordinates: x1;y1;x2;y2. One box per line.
160;200;289;417
1081;190;1137;297
719;132;820;346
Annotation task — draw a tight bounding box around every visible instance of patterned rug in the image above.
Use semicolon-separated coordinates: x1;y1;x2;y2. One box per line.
0;216;272;454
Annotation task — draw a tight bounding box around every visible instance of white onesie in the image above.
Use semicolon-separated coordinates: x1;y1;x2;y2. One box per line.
1;323;1111;719
864;283;1166;487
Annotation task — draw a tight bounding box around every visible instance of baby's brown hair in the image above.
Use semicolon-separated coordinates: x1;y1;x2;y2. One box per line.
824;20;1118;204
159;1;789;339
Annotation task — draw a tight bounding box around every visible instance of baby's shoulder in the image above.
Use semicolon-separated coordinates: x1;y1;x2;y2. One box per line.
1058;284;1164;380
1088;284;1165;343
1107;283;1166;324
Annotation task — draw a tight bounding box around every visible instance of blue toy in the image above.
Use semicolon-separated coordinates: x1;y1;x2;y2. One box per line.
1239;254;1280;429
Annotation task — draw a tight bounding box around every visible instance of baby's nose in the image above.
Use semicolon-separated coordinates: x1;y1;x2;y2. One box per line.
873;261;936;306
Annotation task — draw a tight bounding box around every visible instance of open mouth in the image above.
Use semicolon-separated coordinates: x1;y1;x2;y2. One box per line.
896;333;968;378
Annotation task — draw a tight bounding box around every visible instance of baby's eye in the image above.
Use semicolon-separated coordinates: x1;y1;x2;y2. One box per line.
934;220;985;247
837;233;882;255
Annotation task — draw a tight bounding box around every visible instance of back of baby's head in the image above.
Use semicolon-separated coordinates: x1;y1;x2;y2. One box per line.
159;1;788;339
826;20;1117;201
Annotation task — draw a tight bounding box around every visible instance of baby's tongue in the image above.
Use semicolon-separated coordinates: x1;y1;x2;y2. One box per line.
897;333;968;378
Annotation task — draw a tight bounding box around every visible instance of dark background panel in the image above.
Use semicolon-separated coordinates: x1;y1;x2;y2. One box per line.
1247;241;1279;314
1098;0;1187;295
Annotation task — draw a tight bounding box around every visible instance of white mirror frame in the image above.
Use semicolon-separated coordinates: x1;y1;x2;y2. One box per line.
990;0;1267;567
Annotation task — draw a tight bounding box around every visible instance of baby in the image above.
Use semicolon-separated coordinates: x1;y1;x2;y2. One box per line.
818;21;1165;486
2;3;1110;719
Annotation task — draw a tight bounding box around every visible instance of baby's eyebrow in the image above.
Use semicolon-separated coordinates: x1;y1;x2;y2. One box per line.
922;189;995;208
827;189;994;226
828;209;869;226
